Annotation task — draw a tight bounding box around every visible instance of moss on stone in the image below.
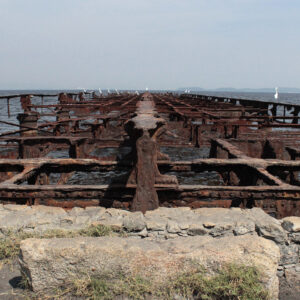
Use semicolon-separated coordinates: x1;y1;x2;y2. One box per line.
48;263;268;300
0;224;123;264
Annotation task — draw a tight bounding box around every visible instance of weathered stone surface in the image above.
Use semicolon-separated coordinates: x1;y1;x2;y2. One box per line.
0;205;294;250
145;220;165;231
290;232;300;243
19;235;280;299
0;205;283;239
1;205;299;298
203;222;216;229
279;244;299;265
281;216;300;232
249;208;288;244
166;220;181;233
122;212;145;231
282;265;300;298
187;224;208;236
138;227;148;237
233;222;255;236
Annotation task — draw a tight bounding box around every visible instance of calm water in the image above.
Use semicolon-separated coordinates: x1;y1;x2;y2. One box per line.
199;91;300;105
1;89;300;134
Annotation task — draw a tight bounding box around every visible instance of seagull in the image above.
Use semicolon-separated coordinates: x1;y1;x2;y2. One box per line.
115;89;119;95
98;88;102;95
107;89;111;94
274;87;279;100
135;90;139;95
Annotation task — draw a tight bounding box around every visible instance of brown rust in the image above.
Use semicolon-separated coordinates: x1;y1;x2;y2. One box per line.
0;91;300;217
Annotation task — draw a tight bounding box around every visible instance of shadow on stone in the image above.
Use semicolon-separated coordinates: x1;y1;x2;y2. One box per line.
9;276;23;289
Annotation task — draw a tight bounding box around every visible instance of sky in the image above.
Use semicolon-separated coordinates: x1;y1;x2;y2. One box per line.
0;0;299;90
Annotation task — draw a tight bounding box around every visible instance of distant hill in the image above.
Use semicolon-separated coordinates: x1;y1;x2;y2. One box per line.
177;87;300;93
177;87;204;92
214;87;300;93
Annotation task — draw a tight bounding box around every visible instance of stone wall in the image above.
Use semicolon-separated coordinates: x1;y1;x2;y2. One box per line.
0;204;299;299
20;235;280;298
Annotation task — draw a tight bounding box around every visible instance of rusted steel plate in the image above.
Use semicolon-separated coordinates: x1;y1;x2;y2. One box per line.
0;91;300;217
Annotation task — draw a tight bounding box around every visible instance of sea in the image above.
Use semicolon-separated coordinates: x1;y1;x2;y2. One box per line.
1;89;300;135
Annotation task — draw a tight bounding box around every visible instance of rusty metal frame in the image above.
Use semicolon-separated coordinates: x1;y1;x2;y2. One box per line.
0;91;300;217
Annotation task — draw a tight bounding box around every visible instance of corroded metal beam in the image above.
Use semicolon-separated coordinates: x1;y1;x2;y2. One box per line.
0;91;300;217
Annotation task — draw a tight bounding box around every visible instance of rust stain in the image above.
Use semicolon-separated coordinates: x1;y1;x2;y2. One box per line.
0;91;300;217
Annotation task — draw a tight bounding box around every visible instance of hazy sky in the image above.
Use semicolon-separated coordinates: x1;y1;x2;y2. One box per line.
0;0;299;90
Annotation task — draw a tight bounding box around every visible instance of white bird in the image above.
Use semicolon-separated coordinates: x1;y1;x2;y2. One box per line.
107;89;111;94
115;88;119;95
274;87;279;100
98;88;102;95
135;90;139;95
83;88;87;93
